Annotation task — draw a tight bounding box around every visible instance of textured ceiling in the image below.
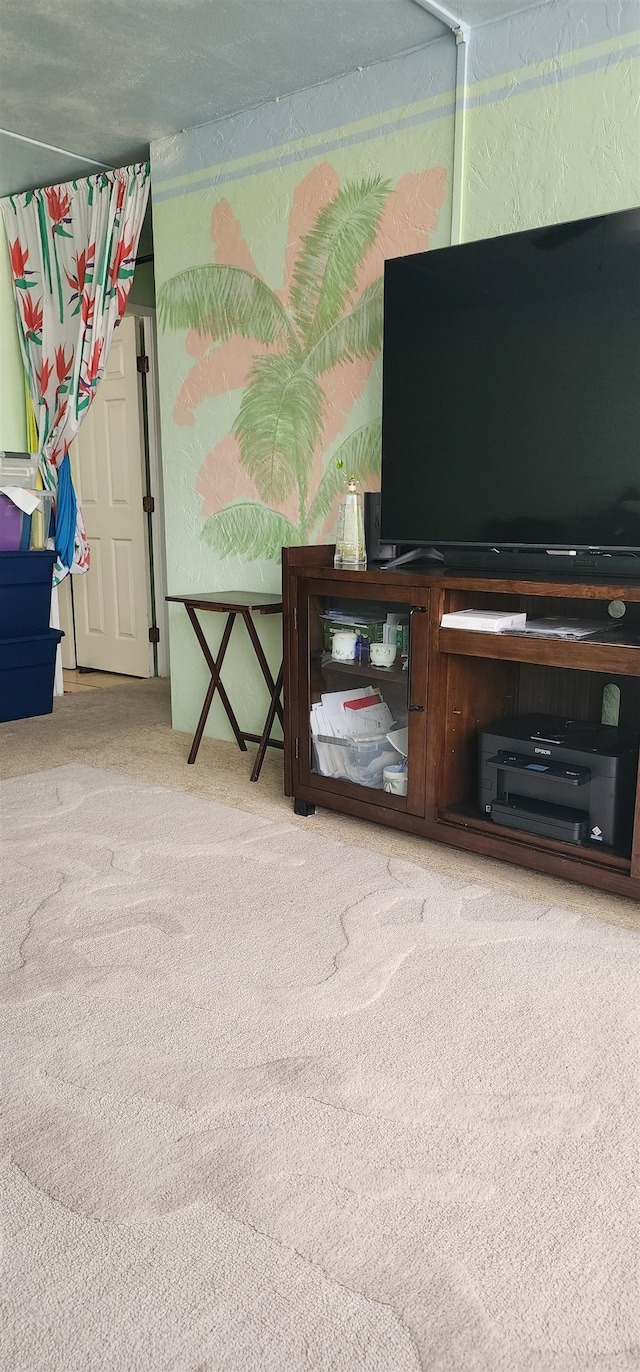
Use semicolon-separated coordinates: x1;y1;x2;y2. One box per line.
0;0;551;197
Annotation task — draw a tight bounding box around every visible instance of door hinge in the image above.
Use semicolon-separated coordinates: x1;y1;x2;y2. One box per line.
148;626;160;644
142;494;155;514
137;354;150;374
295;737;300;759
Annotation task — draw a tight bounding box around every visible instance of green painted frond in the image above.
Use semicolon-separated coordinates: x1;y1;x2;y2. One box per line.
234;352;323;503
307;421;382;532
290;177;390;348
201;501;300;562
305;279;383;376
158;264;294;345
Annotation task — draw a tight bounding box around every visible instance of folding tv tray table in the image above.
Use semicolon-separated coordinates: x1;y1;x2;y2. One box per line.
166;591;284;782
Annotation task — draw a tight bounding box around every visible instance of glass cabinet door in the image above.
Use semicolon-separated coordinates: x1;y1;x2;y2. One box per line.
296;580;429;815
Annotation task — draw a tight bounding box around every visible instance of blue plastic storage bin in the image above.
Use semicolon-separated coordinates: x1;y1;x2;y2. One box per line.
0;629;63;722
0;550;55;638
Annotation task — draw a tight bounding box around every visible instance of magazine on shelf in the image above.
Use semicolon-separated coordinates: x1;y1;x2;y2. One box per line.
502;617;619;640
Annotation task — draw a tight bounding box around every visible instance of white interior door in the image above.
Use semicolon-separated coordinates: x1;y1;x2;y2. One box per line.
70;315;151;676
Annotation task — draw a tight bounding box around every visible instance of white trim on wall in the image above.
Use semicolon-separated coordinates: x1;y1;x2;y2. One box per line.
413;0;470;244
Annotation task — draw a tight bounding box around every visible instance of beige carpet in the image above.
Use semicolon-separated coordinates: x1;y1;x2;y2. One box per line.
0;678;638;933
1;764;639;1371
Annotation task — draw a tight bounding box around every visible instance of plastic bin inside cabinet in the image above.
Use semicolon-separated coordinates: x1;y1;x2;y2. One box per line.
312;733;399;789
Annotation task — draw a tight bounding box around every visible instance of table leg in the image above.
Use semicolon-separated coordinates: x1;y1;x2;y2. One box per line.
250;660;284;783
185;608;247;763
242;612;285;730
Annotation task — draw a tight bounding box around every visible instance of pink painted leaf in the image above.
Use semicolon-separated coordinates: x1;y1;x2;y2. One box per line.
357;167;448;292
211;198;261;275
174;336;274;426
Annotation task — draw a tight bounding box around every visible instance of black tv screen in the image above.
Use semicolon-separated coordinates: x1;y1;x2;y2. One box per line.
380;207;640;552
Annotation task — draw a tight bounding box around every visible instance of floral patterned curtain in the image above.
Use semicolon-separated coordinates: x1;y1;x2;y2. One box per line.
0;163;150;581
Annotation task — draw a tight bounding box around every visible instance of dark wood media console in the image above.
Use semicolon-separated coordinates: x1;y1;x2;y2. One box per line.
283;544;640;902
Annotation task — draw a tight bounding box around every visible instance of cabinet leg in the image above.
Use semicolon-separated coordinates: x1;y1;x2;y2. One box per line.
293;798;316;817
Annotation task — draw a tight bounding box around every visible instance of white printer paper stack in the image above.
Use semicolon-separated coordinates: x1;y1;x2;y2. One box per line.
441;609;527;633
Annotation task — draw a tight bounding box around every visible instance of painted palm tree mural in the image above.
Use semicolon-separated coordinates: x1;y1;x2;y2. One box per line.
158;162;446;560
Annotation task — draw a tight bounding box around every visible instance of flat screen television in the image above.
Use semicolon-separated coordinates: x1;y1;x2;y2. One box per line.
380;207;640;569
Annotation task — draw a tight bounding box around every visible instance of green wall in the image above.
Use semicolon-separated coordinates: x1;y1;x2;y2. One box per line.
464;32;640;241
151;9;640;746
128;257;156;309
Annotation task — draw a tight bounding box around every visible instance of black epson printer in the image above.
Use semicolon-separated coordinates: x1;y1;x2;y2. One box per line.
479;714;639;848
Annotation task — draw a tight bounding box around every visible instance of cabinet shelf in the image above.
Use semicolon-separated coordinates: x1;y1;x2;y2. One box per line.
284;545;640;903
438;627;640;676
313;651;408;682
438;800;632;872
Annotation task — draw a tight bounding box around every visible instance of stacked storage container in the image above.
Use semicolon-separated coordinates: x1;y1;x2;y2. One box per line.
0;551;62;722
0;451;63;722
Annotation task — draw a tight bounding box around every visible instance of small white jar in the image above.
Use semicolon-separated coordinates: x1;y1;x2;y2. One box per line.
331;630;358;661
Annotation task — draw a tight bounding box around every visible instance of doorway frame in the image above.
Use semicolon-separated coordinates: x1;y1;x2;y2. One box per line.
127;302;170;678
60;304;169;679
